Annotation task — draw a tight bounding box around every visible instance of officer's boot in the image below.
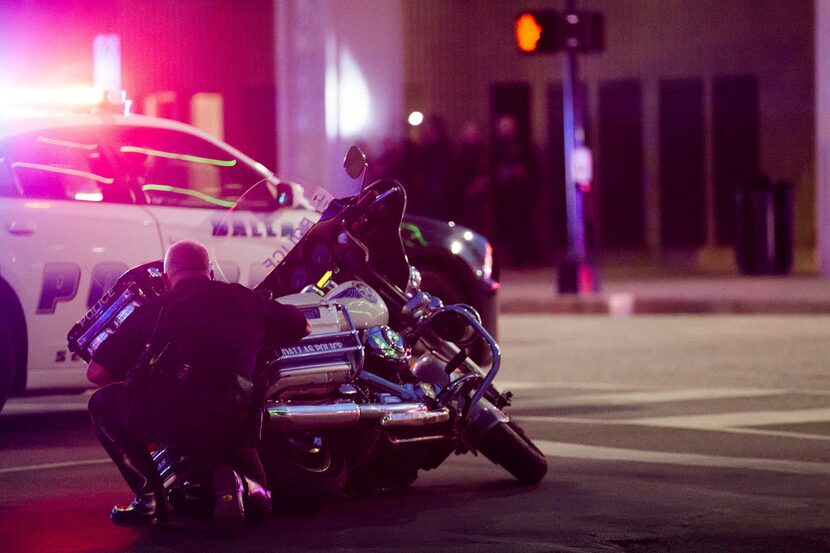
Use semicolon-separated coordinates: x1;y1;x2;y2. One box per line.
242;476;271;526
211;464;245;534
93;426;167;526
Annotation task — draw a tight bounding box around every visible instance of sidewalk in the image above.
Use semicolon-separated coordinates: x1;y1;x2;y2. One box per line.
498;266;830;314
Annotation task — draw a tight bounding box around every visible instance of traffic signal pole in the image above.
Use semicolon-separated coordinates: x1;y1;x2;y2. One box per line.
514;4;603;293
557;1;598;294
560;32;587;283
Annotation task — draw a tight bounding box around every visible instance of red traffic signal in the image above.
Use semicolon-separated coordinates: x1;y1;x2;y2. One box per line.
515;11;561;53
514;10;604;54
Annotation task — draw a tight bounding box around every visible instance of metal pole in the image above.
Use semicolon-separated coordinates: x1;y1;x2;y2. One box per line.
562;40;585;263
557;0;597;294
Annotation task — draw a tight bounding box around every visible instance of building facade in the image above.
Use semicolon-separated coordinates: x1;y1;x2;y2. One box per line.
403;0;815;268
3;0;826;272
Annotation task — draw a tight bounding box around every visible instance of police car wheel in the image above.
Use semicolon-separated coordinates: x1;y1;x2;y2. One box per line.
0;317;15;412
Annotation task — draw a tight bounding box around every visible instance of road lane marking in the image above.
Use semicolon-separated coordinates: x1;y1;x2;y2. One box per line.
1;403;89;414
0;459;109;475
535;440;830;476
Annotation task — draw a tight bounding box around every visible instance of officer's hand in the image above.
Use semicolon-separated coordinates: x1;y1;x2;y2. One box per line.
86;360;116;387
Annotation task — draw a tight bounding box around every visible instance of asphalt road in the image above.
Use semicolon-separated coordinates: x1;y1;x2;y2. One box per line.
1;314;829;552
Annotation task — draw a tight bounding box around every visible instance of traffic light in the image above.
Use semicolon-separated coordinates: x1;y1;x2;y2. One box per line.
515;11;562;53
514;10;604;54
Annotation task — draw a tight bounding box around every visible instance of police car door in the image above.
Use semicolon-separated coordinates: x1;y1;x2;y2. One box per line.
113;125;318;288
0;124;162;388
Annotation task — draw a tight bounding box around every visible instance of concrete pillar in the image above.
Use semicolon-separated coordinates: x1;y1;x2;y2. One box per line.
275;0;403;197
817;0;830;276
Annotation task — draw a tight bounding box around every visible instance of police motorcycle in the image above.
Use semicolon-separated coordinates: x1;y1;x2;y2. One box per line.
67;147;547;518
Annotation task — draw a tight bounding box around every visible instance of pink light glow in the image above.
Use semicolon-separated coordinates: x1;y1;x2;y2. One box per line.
74;192;103;202
0;85;104;107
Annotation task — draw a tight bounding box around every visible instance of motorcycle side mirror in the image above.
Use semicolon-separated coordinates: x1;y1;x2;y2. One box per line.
344;145;367;180
274;182;293;208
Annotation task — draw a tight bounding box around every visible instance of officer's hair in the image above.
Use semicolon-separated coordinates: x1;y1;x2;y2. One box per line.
164;240;211;279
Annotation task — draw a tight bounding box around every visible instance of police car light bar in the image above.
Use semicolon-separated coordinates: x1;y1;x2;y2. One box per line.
0;86;104;109
0;86;130;117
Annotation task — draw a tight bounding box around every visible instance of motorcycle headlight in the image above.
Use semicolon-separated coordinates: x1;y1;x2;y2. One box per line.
405;266;422;298
364;325;411;363
431;310;477;345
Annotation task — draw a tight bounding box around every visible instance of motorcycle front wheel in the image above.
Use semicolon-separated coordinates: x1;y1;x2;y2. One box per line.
477;419;548;485
259;431;347;514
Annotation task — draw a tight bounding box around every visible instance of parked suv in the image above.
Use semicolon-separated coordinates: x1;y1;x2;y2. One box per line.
0;112;498;411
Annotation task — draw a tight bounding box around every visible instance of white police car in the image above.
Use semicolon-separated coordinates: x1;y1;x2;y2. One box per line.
0;103;498;411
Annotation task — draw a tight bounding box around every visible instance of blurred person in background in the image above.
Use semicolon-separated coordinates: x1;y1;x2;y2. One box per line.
372;135;408;184
450;120;494;239
492;114;541;266
405;114;451;219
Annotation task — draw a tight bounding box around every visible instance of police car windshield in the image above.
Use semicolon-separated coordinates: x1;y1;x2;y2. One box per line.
0;127;122;203
111;126;275;211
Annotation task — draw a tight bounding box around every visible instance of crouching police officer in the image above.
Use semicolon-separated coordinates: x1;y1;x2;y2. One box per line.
86;240;310;531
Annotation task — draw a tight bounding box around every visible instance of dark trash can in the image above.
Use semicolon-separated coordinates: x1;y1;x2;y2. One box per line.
734;176;793;275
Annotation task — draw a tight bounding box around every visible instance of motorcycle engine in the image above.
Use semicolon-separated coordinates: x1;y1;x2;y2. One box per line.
265;290;365;400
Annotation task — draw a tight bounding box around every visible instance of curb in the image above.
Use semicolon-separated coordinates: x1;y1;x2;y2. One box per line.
499;294;830;315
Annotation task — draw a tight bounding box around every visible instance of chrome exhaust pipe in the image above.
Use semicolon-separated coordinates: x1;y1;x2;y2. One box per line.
265;401;450;431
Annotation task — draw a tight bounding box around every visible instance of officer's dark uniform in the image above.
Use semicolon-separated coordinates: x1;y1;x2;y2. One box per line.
87;277;308;525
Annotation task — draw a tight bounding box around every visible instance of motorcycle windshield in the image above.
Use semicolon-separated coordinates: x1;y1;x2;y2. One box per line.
255;179;410;299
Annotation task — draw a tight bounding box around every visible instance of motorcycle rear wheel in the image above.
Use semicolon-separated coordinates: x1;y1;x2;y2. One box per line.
260;432;347;514
477;419;548;485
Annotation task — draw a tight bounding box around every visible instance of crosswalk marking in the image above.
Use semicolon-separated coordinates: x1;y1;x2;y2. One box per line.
629;407;830;429
515;387;784;408
534;440;830;476
496;380;649;392
0;459;109;475
515;415;830;442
